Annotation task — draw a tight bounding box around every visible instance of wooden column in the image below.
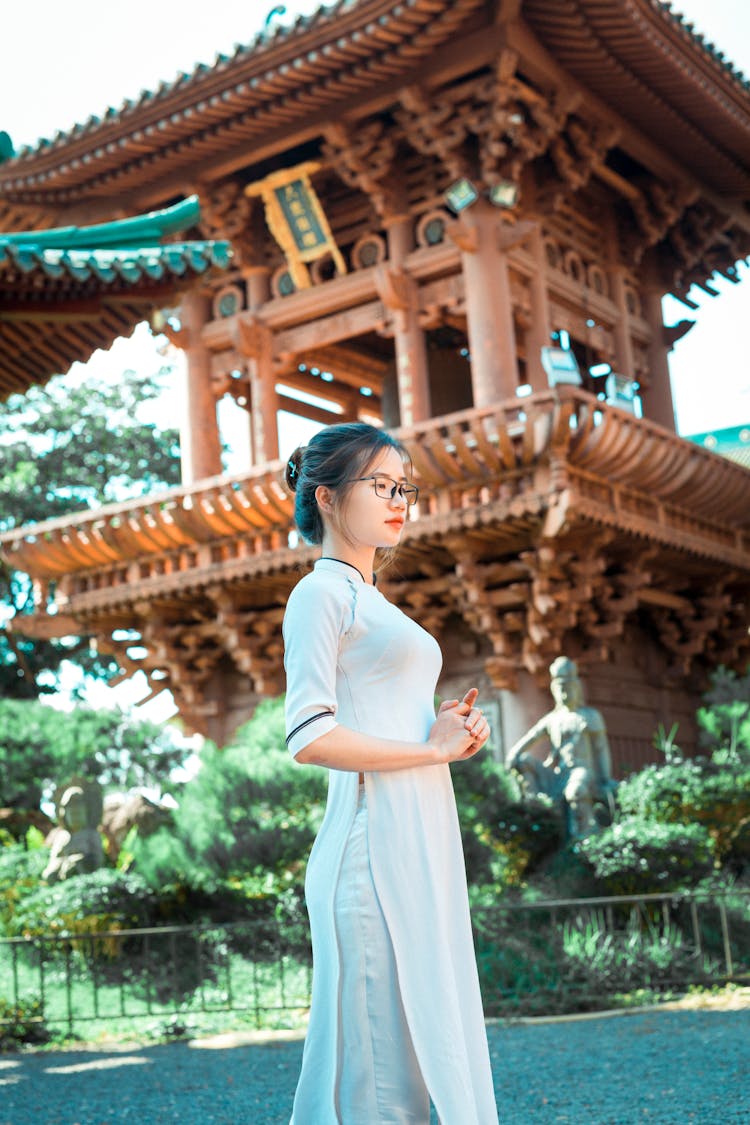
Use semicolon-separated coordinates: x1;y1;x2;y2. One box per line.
243;267;279;465
641;290;677;432
453;200;518;407
610;269;635;380
526;224;552;392
179;290;223;485
384;216;431;426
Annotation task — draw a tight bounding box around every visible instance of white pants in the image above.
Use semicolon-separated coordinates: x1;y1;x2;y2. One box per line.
333;785;430;1125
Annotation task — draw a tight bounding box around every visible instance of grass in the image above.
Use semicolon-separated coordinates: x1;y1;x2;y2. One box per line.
1;944;311;1049
3;891;748;1049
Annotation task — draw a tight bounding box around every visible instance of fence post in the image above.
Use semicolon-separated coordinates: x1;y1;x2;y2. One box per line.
717;899;734;976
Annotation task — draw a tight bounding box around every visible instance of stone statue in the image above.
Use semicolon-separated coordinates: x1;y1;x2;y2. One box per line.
42;778;104;882
506;657;616;837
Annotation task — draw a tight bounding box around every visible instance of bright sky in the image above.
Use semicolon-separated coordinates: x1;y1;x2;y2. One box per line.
2;0;748;718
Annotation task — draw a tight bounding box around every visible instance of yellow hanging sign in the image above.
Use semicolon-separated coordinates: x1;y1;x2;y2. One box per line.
245;161;346;290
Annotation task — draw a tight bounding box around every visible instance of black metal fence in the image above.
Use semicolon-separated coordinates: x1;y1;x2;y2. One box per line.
1;890;748;1036
472;889;750;1017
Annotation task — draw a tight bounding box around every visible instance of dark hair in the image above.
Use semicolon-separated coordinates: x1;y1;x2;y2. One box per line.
285;422;410;546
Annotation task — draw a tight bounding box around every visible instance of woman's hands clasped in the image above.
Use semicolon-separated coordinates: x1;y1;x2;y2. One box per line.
428;687;491;763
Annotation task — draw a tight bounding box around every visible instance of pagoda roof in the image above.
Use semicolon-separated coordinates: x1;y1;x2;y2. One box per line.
0;196;231;400
521;0;750;198
686;424;750;469
0;0;747;215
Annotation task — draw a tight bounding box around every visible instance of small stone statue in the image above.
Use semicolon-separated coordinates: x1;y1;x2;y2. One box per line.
506;657;616;837
43;778;104;883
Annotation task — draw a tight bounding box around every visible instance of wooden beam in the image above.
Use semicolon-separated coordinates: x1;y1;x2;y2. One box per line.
275;300;388;357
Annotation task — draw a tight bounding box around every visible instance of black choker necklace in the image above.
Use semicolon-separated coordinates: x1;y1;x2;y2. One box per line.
320;557;375;585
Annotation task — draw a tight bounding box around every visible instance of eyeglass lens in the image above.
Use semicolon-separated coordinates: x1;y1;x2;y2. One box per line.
373;476;418;505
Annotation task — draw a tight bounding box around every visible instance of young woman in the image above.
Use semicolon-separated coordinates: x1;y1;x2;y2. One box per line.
283;422;499;1125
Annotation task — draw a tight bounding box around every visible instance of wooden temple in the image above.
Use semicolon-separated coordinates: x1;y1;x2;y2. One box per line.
1;0;749;771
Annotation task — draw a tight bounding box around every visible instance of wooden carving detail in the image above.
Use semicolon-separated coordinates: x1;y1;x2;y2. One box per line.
207;587;284;695
540;117;619;211
396;60;574;203
199;179;262;266
624;179;698;265
396;84;475;183
667;201;747;299
451;552;526;691
323;121;401;220
478;75;572;189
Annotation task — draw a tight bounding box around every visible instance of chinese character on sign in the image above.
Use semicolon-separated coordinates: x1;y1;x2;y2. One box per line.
274;179;328;254
245;161;346;289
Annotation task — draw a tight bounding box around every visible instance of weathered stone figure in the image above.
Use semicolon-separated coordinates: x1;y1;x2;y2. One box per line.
507;657;615;837
43;779;104;882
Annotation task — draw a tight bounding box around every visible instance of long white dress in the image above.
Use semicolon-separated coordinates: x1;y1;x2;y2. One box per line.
283;557;499;1125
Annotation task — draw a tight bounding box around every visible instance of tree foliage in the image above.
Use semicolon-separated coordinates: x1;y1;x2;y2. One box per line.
697;665;750;760
0;367;181;697
132;697;328;892
0;697;190;810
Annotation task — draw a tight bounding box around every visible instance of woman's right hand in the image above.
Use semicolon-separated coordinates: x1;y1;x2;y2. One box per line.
428;689;485;762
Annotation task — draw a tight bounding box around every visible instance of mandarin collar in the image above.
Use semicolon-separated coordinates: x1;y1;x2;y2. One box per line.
315;557;376;586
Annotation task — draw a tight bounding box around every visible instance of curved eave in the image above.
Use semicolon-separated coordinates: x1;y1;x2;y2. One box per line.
522;0;750;196
0;0;486;204
0;195;201;250
3;390;749;583
0;241;231;400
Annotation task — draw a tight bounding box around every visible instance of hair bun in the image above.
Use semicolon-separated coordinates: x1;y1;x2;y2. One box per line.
285;446;304;492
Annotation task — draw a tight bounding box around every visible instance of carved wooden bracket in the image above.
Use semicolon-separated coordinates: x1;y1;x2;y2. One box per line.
445;218;479;254
323;121;402;220
374;264;415;312
198;178;260;266
539;117;619;211
231;313;273;361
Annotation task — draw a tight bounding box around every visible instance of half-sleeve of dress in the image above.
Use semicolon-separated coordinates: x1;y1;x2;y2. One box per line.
283;577;346;759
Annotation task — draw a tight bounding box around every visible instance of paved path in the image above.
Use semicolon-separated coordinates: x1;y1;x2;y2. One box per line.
1;1008;748;1124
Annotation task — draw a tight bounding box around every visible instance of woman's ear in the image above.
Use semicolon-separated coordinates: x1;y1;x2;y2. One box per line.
315;484;334;515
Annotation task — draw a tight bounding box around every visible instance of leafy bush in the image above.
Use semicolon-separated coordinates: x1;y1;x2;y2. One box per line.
561;912;717;993
0;996;50;1049
6;868;161;939
0;841;48;934
575;817;715;895
697;666;750;759
451;752;564;887
616;756;750;866
133;698;326;892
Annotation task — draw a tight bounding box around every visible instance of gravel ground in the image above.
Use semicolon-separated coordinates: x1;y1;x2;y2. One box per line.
1;1007;748;1124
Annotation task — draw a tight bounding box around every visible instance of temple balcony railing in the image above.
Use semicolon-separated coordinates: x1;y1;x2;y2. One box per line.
2;387;749;623
4;387;748;736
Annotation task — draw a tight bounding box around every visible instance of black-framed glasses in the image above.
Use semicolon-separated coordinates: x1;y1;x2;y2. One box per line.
351;474;419;506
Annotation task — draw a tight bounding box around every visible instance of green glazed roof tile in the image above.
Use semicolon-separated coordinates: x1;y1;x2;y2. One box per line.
0;195;201;250
0;197;232;288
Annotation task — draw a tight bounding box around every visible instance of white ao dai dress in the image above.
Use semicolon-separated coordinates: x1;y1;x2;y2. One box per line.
283;558;499;1125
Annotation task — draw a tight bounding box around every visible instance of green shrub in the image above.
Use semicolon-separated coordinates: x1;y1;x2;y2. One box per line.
7;868;161;939
0;996;50;1049
697;666;750;759
575;817;715;895
132;698;326;892
451;753;564;888
0;697;190;810
616;757;750;865
0;843;48;934
561;912;717;992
